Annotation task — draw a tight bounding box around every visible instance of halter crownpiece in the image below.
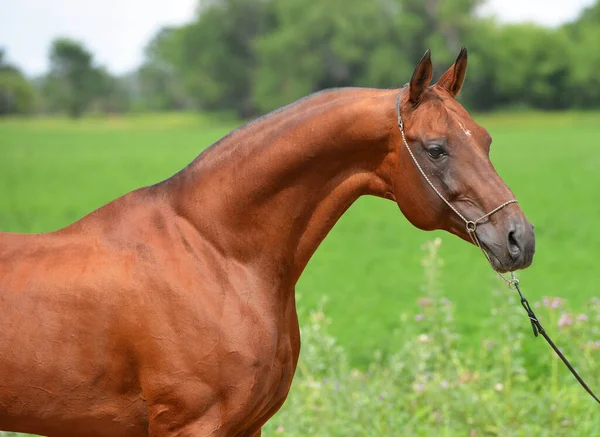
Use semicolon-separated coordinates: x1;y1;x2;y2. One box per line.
395;89;600;405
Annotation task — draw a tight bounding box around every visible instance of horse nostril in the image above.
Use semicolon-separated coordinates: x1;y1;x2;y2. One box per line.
507;228;522;260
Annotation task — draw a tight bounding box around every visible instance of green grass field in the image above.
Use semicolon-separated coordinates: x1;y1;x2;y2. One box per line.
1;111;599;369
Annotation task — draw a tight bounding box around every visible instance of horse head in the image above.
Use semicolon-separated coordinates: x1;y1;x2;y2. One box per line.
390;48;535;273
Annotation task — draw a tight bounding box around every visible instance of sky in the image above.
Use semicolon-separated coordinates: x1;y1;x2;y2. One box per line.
0;0;595;77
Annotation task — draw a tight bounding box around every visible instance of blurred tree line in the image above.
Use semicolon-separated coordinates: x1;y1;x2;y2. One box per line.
1;0;599;118
0;48;36;115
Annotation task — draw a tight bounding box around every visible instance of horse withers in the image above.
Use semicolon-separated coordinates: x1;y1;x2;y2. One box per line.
0;48;534;436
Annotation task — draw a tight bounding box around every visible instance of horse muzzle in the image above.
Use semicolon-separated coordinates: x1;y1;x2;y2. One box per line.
480;219;535;273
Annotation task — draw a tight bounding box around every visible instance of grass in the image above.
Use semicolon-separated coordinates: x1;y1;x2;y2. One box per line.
263;240;600;436
1;110;600;373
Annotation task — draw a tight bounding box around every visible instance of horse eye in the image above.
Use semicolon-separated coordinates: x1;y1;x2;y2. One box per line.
427;145;446;159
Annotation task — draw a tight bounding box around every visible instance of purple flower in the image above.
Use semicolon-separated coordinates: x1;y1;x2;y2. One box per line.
542;296;564;310
412;382;425;392
482;339;496;351
417;298;434;307
558;313;574;329
577;314;589;323
440;298;453;307
415;314;424;322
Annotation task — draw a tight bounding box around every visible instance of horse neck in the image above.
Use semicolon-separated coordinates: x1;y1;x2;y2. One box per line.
171;89;396;286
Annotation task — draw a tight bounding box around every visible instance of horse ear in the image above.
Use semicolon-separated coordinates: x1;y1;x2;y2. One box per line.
409;49;433;105
435;47;468;97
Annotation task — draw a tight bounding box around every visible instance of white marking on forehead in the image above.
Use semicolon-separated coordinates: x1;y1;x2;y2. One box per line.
456;119;472;137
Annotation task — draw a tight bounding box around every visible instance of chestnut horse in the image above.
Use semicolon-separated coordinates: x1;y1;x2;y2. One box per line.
0;49;534;436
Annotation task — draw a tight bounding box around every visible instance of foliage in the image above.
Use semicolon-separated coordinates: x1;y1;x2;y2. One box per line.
0;49;36;115
265;239;600;436
133;0;600;115
8;0;600;116
39;39;131;117
42;39;98;117
133;27;190;112
563;2;600;108
163;0;274;116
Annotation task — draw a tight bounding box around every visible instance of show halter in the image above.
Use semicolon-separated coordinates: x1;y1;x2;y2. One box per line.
396;90;600;405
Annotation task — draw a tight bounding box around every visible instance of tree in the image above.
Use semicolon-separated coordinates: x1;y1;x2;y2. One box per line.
78;0;600;116
173;0;274;116
44;38;100;117
251;0;483;113
563;0;600;107
134;27;189;111
87;68;132;114
0;48;36;115
460;22;571;111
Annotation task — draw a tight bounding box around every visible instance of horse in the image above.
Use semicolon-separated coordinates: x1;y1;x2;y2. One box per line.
0;48;535;436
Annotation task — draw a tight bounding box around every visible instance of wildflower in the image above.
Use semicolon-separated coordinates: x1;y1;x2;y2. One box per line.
543;297;564;310
440;297;453;307
586;341;600;351
417;297;434;307
440;380;449;389
276;426;285;433
558;313;574;329
415;314;424;322
470;430;477;437
494;383;504;392
412;382;425;393
418;334;431;343
577;314;589;323
482;339;496;351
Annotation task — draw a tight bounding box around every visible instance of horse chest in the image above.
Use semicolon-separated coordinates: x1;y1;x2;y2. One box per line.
209;292;300;430
141;280;300;433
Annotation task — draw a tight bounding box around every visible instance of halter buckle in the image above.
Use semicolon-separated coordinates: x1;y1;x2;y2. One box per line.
466;221;477;233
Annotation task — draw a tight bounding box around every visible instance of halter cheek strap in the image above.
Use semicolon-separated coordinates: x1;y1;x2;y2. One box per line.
395;91;518;284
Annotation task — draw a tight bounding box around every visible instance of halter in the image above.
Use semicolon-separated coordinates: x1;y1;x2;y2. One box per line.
395;91;518;284
395;89;600;406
